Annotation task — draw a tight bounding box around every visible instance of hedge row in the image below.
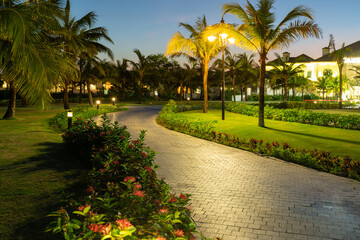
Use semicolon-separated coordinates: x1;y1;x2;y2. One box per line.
48;105;127;131
48;115;204;240
157;100;360;181
226;102;360;130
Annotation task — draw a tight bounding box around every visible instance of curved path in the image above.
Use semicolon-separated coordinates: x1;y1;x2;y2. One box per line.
103;105;360;240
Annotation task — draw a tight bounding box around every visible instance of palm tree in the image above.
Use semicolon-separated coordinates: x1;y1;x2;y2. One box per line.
238;53;257;101
173;63;198;101
315;69;333;101
114;59;131;101
128;49;152;104
165;15;221;113
221;0;322;126
56;0;113;109
0;0;68;119
331;42;350;108
268;54;305;102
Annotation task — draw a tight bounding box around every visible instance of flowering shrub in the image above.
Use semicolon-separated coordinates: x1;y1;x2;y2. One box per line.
226;102;360;130
157;101;360;181
48;115;206;239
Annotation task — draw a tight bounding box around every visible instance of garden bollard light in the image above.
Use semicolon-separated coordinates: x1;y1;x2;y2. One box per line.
112;97;116;105
187;97;190;105
96;100;101;109
67;110;73;129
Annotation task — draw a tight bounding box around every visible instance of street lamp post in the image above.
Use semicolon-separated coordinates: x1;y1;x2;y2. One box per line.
208;18;234;120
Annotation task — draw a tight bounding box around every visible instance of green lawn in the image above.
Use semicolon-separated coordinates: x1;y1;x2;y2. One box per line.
312;108;360;115
0;106;82;239
178;109;360;160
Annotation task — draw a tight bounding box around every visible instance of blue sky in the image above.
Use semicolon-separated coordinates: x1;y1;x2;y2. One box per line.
70;0;360;63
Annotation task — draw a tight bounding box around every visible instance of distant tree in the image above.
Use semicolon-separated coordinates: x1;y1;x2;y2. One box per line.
238;53;257;101
315;69;333;101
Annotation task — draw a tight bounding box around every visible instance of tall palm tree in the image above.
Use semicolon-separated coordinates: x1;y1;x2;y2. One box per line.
0;0;68;119
165;15;221;113
114;59;131;101
221;0;322;126
56;0;113;109
238;53;256;101
331;42;350;108
315;69;332;101
128;49;152;104
268;54;305;102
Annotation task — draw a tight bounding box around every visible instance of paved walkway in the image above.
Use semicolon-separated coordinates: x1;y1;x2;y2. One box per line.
102;106;360;240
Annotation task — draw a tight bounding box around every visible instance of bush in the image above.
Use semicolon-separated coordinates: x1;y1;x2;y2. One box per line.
49;105;127;131
226;102;360;130
48;115;200;240
157;101;360;181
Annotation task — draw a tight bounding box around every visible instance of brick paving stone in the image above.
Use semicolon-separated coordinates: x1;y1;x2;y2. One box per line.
100;106;360;240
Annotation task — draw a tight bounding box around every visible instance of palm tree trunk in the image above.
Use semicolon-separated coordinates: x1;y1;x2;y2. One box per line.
258;54;266;127
79;77;82;103
232;76;236;102
245;87;248;101
87;79;94;107
240;87;243;101
63;79;70;109
292;87;295;101
203;60;208;113
179;82;183;101
138;77;142;104
284;77;288;102
3;81;16;119
339;66;343;109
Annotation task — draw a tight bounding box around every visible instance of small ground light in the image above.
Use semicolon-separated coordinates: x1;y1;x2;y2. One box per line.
112;97;116;105
187;97;190;105
314;101;317;104
96;100;101;109
67;110;73;129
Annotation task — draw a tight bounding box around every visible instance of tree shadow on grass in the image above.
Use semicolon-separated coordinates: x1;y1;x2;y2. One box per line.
265;127;360;145
4;142;86;240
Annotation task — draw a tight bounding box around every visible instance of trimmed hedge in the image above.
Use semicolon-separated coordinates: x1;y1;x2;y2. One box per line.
226;102;360;130
157;100;360;181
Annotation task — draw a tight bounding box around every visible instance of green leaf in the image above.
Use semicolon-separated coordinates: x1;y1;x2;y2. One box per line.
72;211;85;216
84;206;91;214
172;219;182;224
174;211;181;219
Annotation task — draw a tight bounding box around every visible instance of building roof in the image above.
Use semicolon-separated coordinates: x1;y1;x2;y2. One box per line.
315;40;360;62
267;54;314;65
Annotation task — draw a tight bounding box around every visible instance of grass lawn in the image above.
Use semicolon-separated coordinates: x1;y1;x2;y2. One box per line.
0;105;83;239
178;109;360;160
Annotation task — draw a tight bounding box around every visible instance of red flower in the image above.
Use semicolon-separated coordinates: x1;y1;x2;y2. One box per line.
99;148;104;152
120;135;125;139
179;194;187;200
174;229;184;237
100;223;111;235
106;130;111;134
168;195;177;203
113;160;119;165
132;140;140;145
99;132;105;136
124;176;136;183
116;218;133;230
133;183;142;190
86;186;94;193
141;152;147;158
144;166;153;172
128;145;133;149
88;223;102;233
159;208;168;214
104;163;109;167
99;168;106;173
133;190;145;197
78;204;91;211
155;237;166;240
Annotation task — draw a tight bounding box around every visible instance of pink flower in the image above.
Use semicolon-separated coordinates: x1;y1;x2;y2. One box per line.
179;194;187;200
174;229;184;237
133;183;142;190
159;208;168;214
116;218;133;230
124;176;136;182
113;160;119;165
144;166;153;172
141;152;147;158
133;190;145;197
78;204;91;211
86;186;94;193
99;168;106;173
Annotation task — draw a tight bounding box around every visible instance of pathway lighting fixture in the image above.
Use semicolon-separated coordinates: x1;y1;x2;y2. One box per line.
208;18;235;120
314;101;317;104
96;100;101;109
67;110;73;129
187;97;190;105
112;97;116;105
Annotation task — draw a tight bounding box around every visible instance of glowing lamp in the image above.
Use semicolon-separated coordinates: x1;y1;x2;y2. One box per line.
96;100;101;109
112;97;116;105
220;33;228;39
208;36;216;42
67;110;73;129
